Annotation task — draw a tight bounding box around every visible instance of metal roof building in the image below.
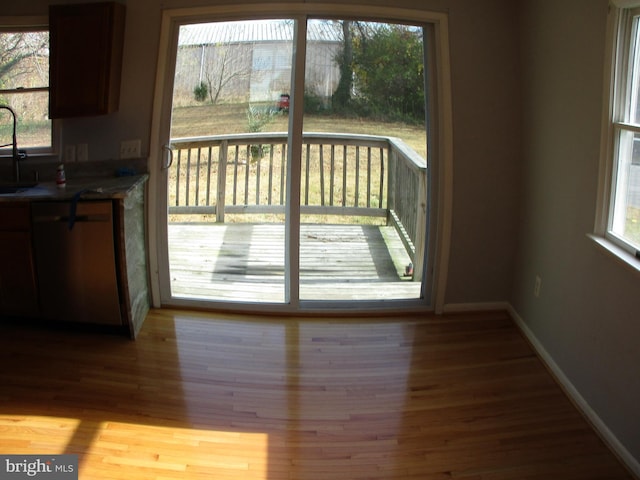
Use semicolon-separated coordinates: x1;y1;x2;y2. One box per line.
174;20;342;105
178;20;343;47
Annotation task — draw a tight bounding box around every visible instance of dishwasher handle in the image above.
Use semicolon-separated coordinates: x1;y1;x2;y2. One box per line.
32;214;111;223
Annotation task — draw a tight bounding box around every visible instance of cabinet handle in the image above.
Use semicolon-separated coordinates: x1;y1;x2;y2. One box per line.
162;144;173;170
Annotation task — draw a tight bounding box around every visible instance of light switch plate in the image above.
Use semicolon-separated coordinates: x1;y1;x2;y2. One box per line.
120;139;141;159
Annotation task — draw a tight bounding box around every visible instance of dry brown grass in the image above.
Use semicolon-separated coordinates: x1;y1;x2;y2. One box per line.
170;103;427;157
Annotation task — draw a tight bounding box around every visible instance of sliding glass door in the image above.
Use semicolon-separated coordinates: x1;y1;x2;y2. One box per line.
149;6;452;312
167;20;293;303
299;19;426;302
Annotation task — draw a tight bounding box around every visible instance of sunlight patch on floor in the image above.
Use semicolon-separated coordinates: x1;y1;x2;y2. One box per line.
0;415;80;453
85;421;268;479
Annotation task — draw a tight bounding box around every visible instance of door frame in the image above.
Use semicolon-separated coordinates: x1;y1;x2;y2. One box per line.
147;3;454;314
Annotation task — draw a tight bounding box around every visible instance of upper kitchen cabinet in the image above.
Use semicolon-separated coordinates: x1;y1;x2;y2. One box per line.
49;2;126;118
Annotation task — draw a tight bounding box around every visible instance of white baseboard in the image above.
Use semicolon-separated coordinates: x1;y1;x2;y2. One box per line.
506;304;640;479
442;301;511;313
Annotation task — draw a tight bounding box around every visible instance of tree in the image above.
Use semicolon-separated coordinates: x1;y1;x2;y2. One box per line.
331;21;353;110
348;23;425;123
353;24;425;122
0;32;48;89
201;43;252;105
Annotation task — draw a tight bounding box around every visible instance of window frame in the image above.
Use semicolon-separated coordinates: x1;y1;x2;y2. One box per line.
596;5;640;267
0;16;58;158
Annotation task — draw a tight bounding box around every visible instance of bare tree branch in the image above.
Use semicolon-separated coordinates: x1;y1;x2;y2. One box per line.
0;32;48;88
201;43;252;105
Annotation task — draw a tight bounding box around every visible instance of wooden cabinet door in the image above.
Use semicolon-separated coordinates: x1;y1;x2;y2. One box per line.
31;201;122;325
0;204;39;317
49;2;126;118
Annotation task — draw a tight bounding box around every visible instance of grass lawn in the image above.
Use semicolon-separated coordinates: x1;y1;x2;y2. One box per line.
625;206;640;246
170;103;427;158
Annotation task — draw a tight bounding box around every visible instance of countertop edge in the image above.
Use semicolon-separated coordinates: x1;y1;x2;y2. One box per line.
0;174;149;201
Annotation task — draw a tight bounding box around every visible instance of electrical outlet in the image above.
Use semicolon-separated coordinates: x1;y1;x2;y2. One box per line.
64;145;76;163
77;143;88;162
534;275;542;298
120;139;141;159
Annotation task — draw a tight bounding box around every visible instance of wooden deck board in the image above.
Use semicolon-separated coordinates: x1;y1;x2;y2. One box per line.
168;223;421;302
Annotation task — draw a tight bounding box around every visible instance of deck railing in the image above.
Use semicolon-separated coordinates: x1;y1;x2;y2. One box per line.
169;132;426;274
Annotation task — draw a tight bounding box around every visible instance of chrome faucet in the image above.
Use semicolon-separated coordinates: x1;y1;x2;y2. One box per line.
0;105;27;183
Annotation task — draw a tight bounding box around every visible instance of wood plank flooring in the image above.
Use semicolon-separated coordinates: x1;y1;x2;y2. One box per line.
0;309;633;479
168;223;421;302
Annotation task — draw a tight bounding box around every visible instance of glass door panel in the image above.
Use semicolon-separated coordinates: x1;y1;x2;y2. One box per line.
299;19;427;301
168;20;293;303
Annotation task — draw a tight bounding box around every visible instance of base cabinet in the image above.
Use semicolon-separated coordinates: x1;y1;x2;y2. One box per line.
0;176;149;336
0;203;39;317
113;180;150;338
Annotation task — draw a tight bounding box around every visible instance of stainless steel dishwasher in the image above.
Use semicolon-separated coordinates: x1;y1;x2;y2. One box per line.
31;201;122;325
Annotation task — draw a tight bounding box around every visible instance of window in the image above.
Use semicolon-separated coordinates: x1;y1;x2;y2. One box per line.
0;20;53;156
601;5;640;258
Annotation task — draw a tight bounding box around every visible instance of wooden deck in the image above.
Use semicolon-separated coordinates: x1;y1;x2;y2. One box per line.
168;223;421;303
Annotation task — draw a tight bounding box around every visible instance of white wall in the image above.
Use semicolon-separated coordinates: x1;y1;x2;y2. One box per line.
444;0;522;304
514;0;640;468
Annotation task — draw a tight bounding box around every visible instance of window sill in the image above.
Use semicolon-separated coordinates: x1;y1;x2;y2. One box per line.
587;234;640;277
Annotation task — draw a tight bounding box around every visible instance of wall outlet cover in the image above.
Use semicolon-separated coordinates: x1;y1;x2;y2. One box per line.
77;143;89;162
534;275;542;298
64;145;76;163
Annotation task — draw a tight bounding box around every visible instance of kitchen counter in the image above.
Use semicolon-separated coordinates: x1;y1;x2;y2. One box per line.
0;172;150;339
0;174;148;201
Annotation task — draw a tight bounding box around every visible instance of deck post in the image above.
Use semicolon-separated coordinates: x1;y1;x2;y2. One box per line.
413;169;427;281
387;145;397;227
217;140;228;223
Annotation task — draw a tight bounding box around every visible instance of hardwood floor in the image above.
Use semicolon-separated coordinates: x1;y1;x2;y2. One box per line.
0;309;633;479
